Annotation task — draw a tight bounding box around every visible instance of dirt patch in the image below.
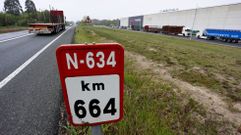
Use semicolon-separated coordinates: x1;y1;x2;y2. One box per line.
148;47;158;52
233;103;241;112
192;66;207;75
90;31;96;36
126;51;241;130
238;82;241;89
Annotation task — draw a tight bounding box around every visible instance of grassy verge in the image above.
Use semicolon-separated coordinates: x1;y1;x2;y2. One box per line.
101;59;221;135
0;26;27;33
59;24;235;135
81;26;241;102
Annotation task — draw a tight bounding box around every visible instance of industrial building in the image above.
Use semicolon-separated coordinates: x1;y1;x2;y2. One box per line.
120;17;128;29
119;3;241;33
129;16;144;31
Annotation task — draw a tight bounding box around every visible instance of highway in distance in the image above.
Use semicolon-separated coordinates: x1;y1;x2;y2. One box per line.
0;26;75;134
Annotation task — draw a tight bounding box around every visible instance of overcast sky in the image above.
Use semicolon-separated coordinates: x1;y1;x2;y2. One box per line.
0;0;241;21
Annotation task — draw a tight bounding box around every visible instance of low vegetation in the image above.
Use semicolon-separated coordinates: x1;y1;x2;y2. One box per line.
59;24;237;135
0;0;53;33
0;11;51;27
0;26;27;33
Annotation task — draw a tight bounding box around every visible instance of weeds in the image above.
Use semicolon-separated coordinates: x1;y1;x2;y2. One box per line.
59;25;234;135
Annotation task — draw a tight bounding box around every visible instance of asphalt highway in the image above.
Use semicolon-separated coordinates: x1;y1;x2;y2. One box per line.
0;26;75;134
0;30;32;42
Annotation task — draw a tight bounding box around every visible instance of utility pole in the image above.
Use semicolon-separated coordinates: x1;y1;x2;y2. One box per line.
190;5;198;40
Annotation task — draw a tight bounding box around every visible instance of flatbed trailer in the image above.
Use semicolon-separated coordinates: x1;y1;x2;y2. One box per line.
29;10;65;34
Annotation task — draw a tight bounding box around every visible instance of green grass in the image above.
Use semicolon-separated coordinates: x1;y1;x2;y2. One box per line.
100;59;219;135
60;25;235;135
0;26;27;33
80;26;241;101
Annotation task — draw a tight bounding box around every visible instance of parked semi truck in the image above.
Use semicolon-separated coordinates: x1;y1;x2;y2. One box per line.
161;25;199;37
162;25;184;35
29;10;65;34
202;29;241;43
144;25;162;33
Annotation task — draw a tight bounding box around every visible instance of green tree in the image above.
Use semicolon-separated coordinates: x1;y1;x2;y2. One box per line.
4;0;23;15
92;19;120;27
25;0;36;13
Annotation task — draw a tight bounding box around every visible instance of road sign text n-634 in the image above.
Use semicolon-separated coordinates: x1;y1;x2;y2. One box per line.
56;43;124;126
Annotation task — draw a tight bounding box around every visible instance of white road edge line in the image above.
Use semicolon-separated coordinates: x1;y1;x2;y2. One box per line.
0;33;34;43
0;27;72;89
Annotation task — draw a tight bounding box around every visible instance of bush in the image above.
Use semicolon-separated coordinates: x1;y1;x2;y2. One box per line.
0;12;16;26
0;11;50;27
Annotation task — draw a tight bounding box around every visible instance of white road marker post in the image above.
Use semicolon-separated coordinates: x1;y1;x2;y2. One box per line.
90;42;103;135
92;125;103;135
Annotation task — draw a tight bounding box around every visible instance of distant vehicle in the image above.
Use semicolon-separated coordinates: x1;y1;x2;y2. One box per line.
144;25;162;33
181;27;200;37
130;25;142;31
119;26;128;29
202;29;241;43
162;25;200;36
29;10;65;34
162;25;184;35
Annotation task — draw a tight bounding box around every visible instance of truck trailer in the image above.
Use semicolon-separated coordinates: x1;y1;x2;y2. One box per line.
29;10;65;34
203;29;241;43
144;25;162;33
162;25;184;35
162;25;200;37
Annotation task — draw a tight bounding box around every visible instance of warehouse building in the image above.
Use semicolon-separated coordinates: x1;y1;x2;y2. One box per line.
120;3;241;33
120;17;128;29
129;16;144;31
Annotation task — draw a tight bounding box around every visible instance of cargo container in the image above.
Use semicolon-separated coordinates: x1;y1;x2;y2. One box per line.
162;25;184;35
203;29;241;43
129;16;143;31
29;10;65;34
144;25;162;33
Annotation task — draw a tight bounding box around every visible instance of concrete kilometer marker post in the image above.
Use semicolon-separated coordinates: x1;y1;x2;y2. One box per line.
56;43;124;135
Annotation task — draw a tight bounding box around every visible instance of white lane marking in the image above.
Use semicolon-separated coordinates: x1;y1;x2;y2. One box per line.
0;27;72;89
0;33;34;43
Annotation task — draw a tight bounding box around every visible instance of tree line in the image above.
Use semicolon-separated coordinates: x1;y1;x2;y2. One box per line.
0;0;50;26
92;19;120;27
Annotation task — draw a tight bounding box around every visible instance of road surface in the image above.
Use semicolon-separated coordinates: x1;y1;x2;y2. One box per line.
0;26;75;134
0;30;32;42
